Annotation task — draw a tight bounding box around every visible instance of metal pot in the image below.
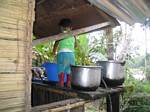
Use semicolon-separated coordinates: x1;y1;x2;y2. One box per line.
71;65;101;90
96;60;125;87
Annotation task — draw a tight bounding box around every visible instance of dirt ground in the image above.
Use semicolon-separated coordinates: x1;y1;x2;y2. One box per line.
85;99;106;112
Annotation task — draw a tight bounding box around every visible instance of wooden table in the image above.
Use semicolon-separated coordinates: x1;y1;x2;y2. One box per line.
32;80;125;112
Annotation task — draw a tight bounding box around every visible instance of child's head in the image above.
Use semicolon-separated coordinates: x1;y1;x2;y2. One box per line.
59;18;72;33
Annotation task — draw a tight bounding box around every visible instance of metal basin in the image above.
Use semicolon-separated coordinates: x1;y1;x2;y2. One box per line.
71;65;101;90
96;60;125;87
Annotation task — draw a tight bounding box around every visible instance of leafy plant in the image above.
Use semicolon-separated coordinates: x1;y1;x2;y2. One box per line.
32;42;54;66
75;34;93;65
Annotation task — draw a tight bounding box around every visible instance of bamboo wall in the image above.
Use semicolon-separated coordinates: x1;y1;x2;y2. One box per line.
0;0;34;111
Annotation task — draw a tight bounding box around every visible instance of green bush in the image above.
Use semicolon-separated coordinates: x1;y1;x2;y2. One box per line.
123;93;150;112
121;78;150;112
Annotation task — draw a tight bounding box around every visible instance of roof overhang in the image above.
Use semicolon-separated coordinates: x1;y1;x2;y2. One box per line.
33;0;119;45
88;0;150;25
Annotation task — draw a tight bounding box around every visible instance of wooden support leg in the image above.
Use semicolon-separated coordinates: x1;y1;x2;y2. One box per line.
106;93;120;112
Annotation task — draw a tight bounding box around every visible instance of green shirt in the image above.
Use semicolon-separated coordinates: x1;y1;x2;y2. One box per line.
58;33;75;52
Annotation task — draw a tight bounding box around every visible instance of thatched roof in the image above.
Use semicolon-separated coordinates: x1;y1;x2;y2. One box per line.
33;0;119;40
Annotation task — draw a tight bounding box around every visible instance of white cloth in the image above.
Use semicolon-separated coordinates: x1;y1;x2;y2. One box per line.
58;48;73;53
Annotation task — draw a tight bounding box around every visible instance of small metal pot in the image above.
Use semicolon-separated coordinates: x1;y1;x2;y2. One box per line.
96;60;125;87
71;65;101;90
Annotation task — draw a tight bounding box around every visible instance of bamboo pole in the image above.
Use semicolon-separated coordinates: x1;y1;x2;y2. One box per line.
32;22;111;46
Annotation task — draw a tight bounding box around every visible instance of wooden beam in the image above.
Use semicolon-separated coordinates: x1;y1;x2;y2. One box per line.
32;22;111;46
50;101;85;112
31;98;85;112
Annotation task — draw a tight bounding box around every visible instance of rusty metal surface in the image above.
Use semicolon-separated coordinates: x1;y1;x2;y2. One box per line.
33;0;118;39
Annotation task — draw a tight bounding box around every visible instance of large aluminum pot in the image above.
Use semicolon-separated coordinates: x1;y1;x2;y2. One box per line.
71;65;101;90
96;60;125;87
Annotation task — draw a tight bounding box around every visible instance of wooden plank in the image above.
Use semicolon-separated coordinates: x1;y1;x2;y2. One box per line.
0;27;26;40
0;62;26;70
0;2;28;20
0;78;25;85
1;0;28;5
0;16;26;27
0;97;24;110
0;91;25;99
0;48;25;53
0;106;25;112
32;22;111;46
0;18;26;30
0;63;26;72
0;79;25;85
0;39;28;46
0;82;25;92
0;68;25;73
0;73;25;78
0;44;25;51
0;74;25;92
0;58;25;64
0;50;25;58
49;101;85;112
0;1;28;12
0;0;28;7
31;98;84;112
0;58;26;64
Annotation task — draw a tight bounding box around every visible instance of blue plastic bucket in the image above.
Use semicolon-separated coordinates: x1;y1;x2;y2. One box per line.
41;62;66;82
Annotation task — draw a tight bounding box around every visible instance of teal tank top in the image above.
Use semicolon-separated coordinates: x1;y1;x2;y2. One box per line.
58;34;75;52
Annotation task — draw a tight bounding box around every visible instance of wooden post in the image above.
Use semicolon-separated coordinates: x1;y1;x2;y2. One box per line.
106;27;114;60
25;0;35;111
106;93;120;112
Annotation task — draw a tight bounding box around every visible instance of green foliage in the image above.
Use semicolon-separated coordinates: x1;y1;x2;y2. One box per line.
121;71;150;112
120;58;150;112
142;82;150;92
127;56;145;68
123;93;150;112
89;35;108;59
32;42;54;66
32;34;93;66
88;31;108;62
75;34;93;65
